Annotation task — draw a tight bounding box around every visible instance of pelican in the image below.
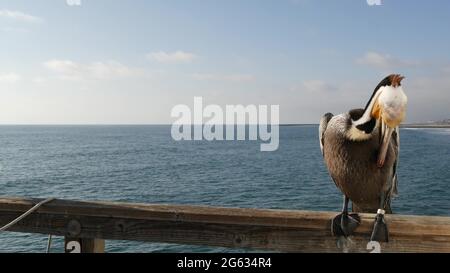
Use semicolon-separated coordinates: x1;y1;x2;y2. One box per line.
319;74;407;242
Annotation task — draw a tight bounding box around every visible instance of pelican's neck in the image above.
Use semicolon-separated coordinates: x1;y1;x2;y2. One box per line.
353;88;382;127
346;118;379;141
346;88;383;141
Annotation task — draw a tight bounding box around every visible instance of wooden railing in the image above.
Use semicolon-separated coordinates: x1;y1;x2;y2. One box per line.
0;197;449;253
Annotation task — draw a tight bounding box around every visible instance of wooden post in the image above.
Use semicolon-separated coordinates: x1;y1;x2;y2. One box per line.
1;197;450;253
65;237;105;253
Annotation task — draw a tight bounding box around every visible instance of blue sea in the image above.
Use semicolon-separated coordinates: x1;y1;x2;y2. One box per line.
0;125;449;252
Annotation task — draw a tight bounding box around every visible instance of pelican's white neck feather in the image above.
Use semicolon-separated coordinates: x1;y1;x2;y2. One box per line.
353;88;383;126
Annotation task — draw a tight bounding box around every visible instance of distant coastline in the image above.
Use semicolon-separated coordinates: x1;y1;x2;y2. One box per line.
280;119;450;128
401;124;450;128
0;122;448;128
402;119;450;128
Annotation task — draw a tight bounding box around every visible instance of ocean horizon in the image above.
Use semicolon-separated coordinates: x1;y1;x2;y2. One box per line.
1;125;449;252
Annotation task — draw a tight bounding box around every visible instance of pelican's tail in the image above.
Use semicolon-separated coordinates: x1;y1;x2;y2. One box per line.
319;113;334;156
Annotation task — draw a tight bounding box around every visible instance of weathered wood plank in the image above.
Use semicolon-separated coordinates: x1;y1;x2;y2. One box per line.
1;197;449;252
65;237;105;253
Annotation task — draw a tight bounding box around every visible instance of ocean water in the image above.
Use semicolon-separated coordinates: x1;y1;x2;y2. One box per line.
0;125;449;252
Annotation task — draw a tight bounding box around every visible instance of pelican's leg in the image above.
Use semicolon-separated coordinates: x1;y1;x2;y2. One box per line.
370;192;389;242
331;196;361;237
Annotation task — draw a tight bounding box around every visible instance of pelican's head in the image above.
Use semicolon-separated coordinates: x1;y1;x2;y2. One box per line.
349;74;408;167
371;74;408;129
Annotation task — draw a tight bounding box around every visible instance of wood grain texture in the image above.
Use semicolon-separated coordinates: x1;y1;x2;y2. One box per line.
64;237;105;253
1;197;449;253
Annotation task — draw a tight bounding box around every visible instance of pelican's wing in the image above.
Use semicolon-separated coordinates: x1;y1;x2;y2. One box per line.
319;113;334;157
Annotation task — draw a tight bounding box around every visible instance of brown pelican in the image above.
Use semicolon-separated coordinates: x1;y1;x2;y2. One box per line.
319;74;407;242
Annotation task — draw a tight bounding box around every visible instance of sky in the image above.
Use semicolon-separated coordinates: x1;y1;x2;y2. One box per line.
0;0;449;124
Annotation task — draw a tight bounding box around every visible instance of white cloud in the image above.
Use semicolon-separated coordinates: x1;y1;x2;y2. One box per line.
356;51;418;69
88;61;144;79
0;9;43;23
192;73;255;82
356;51;392;68
0;73;21;83
1;26;29;33
32;77;47;84
44;60;81;80
301;80;335;93
44;60;144;80
289;80;336;93
146;51;196;63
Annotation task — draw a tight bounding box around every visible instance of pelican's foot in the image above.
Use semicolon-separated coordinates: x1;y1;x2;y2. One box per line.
331;213;361;237
370;211;389;242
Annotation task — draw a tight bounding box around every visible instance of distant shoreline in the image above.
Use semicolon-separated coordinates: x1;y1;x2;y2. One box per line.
401;124;450;128
0;124;449;128
281;124;450;128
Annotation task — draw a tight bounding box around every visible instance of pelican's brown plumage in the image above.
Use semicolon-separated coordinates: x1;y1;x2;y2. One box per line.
321;110;399;213
319;74;407;242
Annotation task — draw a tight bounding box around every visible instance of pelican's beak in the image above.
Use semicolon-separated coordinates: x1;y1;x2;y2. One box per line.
377;121;395;168
375;78;407;168
354;74;407;167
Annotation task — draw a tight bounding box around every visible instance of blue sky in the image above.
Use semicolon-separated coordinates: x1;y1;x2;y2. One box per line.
1;0;449;124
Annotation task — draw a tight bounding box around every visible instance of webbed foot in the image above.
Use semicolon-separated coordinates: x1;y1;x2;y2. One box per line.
331;213;361;237
370;212;389;242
